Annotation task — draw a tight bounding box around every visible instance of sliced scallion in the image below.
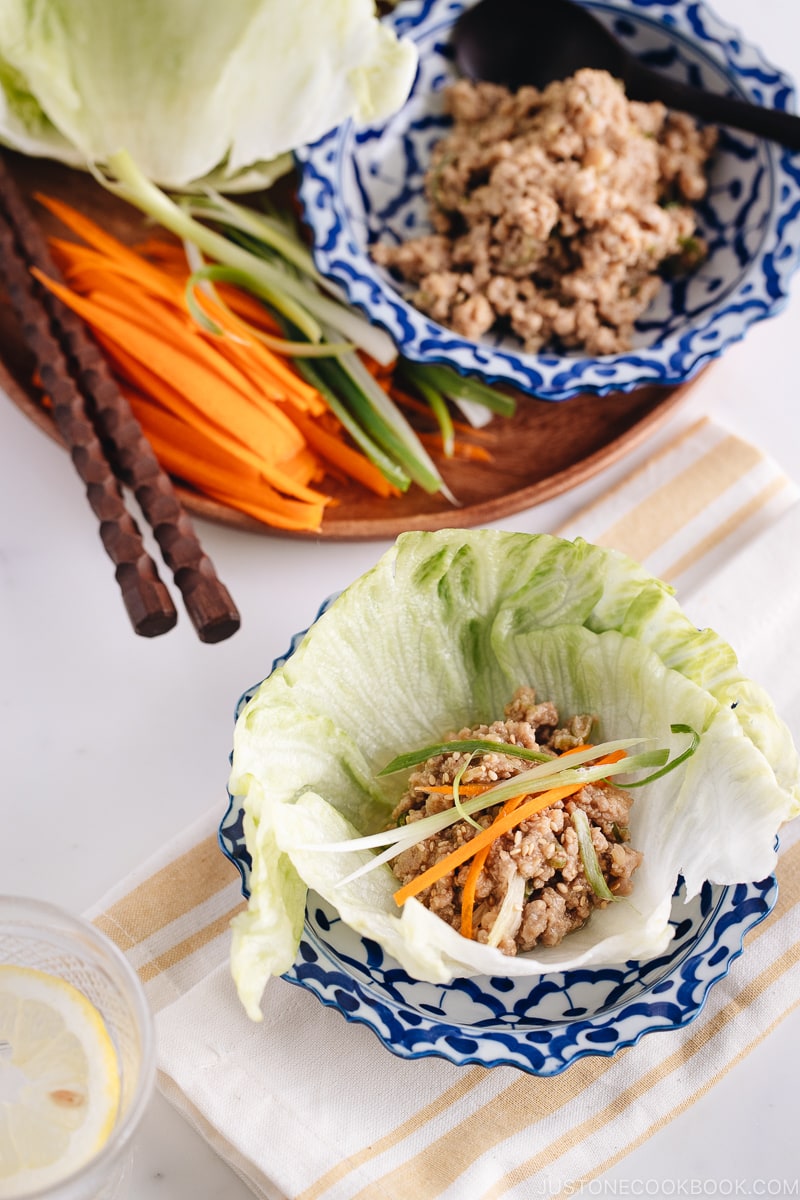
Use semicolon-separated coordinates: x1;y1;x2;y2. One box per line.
572;808;617;902
332;347;454;499
621;724;700;787
378;736;642;777
398;361;456;456
452;754;482;831
307;742;661;867
100;150;398;364
410;362;517;418
195;189;320;279
310;351;449;498
293;355;411;492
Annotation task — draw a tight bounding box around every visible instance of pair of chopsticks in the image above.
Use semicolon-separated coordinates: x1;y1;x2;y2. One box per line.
0;155;240;643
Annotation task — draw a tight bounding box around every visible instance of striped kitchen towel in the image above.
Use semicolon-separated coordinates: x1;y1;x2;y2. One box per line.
90;416;800;1200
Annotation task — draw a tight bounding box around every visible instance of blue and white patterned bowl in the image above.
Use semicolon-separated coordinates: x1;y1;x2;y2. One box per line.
219;598;778;1076
296;0;800;401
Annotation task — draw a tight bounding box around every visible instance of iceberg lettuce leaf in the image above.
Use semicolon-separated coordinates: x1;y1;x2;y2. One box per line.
229;531;799;1016
0;0;417;190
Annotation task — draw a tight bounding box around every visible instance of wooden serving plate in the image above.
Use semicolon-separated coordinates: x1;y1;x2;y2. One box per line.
0;154;695;541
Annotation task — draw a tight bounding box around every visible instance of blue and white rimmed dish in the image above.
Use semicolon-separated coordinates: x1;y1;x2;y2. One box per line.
296;0;800;401
219;598;778;1076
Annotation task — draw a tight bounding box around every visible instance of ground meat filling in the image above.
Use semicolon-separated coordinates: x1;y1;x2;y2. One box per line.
372;68;717;355
389;687;643;956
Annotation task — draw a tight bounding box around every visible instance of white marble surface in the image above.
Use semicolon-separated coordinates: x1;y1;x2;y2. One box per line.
2;0;800;1192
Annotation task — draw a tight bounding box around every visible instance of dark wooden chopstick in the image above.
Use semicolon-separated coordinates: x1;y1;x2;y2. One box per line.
0;208;178;637
0;155;241;642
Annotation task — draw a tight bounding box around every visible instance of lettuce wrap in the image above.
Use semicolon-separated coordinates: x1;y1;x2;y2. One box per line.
227;530;799;1021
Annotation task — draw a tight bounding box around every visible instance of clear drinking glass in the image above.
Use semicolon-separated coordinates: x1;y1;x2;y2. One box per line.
0;895;156;1200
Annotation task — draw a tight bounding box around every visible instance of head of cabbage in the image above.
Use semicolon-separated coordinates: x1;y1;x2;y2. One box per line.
0;0;417;191
227;530;799;1021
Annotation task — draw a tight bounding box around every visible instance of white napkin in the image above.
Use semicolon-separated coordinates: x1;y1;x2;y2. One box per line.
91;416;800;1200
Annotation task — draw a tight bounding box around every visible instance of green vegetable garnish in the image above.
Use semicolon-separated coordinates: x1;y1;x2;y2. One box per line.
451;754;482;831
622;724;700;787
572;809;617;902
379;738;552;776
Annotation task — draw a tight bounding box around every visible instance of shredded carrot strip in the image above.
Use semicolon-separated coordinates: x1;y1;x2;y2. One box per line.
33;272;325;490
289;410;398;498
447;747;626;935
36;194;182;296
456;748;627;936
459;793;527;939
123;389;328;531
28;195;414;531
96;339;304;479
49;236;184;307
394;782;585;908
417;432;493;463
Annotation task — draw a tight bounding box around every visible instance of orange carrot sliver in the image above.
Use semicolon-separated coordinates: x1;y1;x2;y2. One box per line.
49;237;185;308
33;271;328;487
125;390;328;531
456;746;627;937
460;793;526;939
36;194;183;298
290;410;399;499
394;782;584;908
34;191;446;521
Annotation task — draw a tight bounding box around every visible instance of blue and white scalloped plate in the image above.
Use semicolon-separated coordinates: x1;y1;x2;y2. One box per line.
295;0;800;401
219;598;778;1076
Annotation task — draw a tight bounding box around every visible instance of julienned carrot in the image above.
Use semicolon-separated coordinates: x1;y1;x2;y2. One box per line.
188;288;325;413
31;194;456;531
457;747;627;938
108;339;326;502
37;193;182;299
49;236;184;307
124;389;328;531
97;336;309;482
51;234;318;403
393;782;585;908
460;794;525;940
38;261;267;399
50;236;322;410
418;433;493;463
289;410;399;498
33;270;323;492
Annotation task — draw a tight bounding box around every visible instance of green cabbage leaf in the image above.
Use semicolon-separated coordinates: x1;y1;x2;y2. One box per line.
228;531;799;1020
0;0;417;191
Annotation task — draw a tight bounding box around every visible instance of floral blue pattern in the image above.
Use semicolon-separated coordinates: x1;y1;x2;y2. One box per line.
295;0;800;401
219;597;778;1076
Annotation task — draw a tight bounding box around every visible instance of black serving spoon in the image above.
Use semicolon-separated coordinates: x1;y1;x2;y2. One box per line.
453;0;800;150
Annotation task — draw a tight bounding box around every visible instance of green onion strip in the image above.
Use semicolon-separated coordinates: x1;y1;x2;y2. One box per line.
99;151;397;364
572;808;618;902
621;724;701;787
320;726;700;890
452;753;482;831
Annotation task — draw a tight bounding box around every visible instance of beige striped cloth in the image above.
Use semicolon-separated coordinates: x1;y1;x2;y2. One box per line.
90;415;800;1200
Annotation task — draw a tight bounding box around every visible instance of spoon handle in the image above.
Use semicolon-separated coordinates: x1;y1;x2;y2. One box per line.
627;62;800;151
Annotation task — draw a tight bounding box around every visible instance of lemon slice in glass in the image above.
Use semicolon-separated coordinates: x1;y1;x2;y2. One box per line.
0;964;121;1197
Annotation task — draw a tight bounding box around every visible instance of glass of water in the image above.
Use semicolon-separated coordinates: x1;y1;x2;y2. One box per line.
0;895;156;1199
